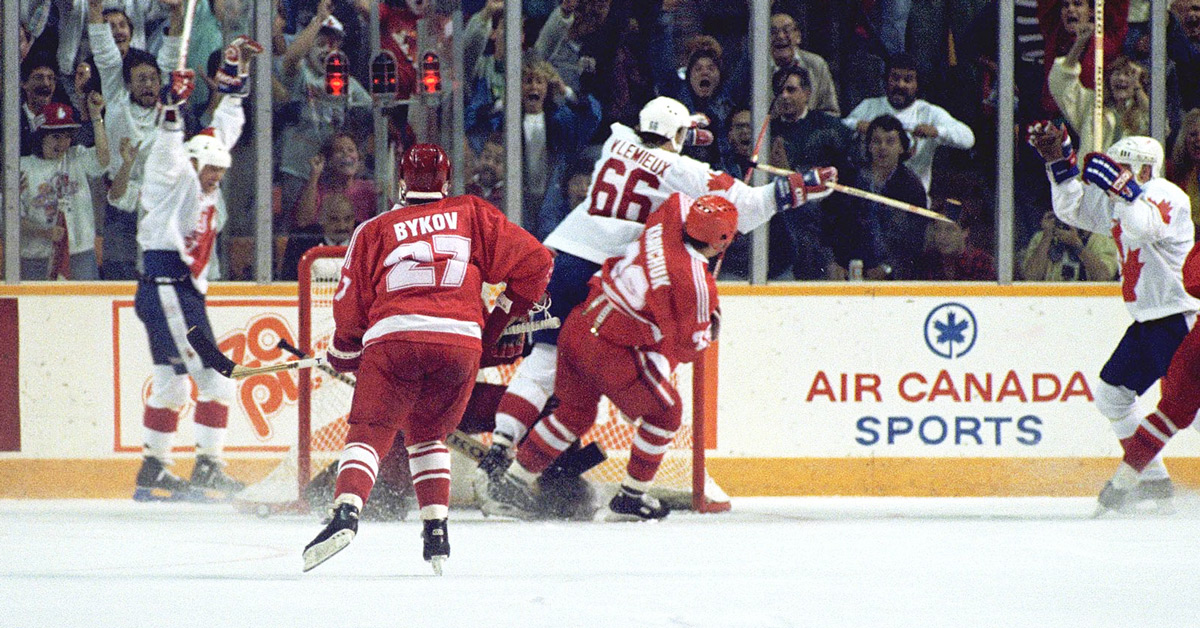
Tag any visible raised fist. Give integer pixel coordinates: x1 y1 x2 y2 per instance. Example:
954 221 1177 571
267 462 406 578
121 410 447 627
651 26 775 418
1028 120 1078 183
217 36 264 95
160 69 195 107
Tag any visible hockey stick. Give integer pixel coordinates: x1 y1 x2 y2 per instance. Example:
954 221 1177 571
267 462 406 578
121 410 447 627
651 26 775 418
743 93 780 183
275 338 494 462
753 163 955 223
185 326 322 378
1092 0 1105 152
176 0 199 71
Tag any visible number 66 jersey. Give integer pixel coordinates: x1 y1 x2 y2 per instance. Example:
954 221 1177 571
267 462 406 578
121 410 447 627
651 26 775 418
543 123 781 264
332 195 553 354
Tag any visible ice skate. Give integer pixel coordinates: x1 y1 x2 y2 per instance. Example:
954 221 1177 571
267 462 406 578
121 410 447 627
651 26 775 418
1135 478 1176 515
1094 463 1139 517
481 470 539 520
606 486 669 522
133 456 195 501
302 500 360 572
422 518 450 576
477 443 512 480
189 455 246 501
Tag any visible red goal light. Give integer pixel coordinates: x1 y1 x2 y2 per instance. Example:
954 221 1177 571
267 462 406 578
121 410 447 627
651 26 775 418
325 51 349 97
421 52 441 94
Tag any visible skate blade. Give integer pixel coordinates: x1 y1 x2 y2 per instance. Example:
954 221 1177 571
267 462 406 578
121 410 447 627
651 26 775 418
429 556 445 576
302 529 355 573
133 487 196 502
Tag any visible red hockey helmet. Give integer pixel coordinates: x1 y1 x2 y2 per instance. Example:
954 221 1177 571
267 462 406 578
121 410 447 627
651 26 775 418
685 195 739 253
399 143 451 201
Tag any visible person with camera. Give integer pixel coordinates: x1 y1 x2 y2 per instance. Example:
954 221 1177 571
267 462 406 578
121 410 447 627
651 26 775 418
1020 210 1119 281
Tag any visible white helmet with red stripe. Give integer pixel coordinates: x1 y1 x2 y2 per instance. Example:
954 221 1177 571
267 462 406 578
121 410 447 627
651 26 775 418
185 128 232 171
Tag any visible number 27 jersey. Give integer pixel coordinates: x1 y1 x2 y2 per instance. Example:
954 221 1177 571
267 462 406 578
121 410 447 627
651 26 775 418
543 123 778 264
333 195 553 352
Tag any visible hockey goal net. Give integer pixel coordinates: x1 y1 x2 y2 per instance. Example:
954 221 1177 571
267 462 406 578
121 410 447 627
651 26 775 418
242 246 729 513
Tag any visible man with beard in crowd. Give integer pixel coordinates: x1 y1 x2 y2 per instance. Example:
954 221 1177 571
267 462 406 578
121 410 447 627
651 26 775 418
843 53 975 198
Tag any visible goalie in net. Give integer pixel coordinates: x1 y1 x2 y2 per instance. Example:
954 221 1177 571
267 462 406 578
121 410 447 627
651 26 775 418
302 144 553 574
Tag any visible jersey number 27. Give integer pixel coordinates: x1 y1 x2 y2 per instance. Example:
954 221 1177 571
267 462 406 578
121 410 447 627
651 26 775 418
383 234 470 291
588 158 662 223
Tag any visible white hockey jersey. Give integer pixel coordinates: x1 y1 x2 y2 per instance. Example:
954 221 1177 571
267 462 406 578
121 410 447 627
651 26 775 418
139 95 245 294
1050 175 1199 321
542 123 780 264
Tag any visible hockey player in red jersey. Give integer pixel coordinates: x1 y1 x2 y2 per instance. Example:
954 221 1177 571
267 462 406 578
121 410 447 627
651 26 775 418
302 144 553 574
1099 243 1200 514
481 193 735 521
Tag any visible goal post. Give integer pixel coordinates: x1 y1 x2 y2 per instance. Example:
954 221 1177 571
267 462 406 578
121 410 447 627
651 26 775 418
242 246 731 514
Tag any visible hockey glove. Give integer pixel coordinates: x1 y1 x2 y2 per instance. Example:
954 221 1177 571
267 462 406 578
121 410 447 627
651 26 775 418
326 335 363 373
216 36 264 95
481 291 536 364
1083 152 1143 202
777 166 837 208
684 113 714 147
160 69 195 107
1027 120 1078 183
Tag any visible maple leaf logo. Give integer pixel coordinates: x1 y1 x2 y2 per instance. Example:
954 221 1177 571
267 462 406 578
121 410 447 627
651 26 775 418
1148 197 1172 224
1122 248 1144 302
707 171 736 192
934 312 970 346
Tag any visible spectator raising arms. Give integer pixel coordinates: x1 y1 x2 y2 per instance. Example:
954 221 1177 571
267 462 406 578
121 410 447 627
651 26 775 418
296 133 378 227
19 98 110 280
1049 17 1149 152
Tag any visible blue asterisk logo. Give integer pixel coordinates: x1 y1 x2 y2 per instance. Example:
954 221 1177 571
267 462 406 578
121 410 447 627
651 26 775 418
924 303 978 359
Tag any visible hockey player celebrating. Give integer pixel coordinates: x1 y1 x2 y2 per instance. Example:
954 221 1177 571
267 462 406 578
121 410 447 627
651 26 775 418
302 144 553 575
479 95 836 479
132 36 262 501
1030 123 1198 513
482 193 735 521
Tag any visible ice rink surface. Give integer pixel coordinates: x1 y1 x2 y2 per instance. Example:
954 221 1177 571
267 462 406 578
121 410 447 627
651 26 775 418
2 496 1199 628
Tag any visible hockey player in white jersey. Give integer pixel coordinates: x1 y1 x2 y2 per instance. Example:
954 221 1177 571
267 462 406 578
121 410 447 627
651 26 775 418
132 36 261 501
478 95 837 477
1031 122 1199 511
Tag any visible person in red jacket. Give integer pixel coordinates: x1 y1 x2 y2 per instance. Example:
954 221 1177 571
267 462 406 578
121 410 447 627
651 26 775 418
482 193 736 522
302 144 552 574
1098 242 1200 515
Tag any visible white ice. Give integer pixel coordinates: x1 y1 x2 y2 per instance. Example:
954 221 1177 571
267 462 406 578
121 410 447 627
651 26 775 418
2 496 1199 628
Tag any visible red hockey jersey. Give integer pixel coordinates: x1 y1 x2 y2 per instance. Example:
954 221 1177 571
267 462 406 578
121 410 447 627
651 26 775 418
587 193 718 365
333 195 552 353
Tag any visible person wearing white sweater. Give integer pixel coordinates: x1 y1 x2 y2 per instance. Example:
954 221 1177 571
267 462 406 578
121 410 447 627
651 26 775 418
842 53 975 196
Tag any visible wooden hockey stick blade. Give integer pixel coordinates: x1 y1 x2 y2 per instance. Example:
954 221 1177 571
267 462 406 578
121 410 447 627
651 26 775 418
276 339 492 462
185 325 317 378
753 163 954 223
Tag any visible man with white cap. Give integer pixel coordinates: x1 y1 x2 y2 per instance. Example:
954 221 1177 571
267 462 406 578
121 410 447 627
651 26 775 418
1031 121 1198 515
476 95 839 492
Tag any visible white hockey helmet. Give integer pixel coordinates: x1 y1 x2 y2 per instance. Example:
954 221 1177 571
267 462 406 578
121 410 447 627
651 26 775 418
1106 135 1163 179
638 96 692 151
185 128 232 171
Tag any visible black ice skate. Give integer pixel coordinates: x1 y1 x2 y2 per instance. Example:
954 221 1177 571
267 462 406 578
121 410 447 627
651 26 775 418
302 502 360 572
481 470 540 520
606 486 669 522
133 456 196 502
1094 463 1139 517
189 455 246 501
1135 478 1176 515
422 518 450 576
477 443 512 480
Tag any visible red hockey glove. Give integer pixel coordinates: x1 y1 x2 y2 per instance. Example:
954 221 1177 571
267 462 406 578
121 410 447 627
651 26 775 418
1027 120 1078 183
684 113 714 147
481 291 537 363
326 335 363 373
160 69 195 107
216 36 264 95
779 166 837 207
480 332 525 367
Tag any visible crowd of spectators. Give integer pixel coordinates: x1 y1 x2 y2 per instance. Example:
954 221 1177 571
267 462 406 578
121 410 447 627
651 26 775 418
12 0 1200 282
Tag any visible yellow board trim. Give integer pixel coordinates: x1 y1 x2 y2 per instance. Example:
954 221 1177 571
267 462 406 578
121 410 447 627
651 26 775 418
4 457 1200 499
715 282 1121 298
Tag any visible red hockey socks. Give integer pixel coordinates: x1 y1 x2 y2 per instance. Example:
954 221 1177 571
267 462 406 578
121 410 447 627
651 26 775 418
407 441 451 519
1122 409 1188 473
515 413 580 474
627 422 677 484
334 423 397 506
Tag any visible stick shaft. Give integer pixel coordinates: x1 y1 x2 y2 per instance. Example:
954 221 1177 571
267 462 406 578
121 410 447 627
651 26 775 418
1093 0 1105 152
177 0 199 71
754 163 954 223
229 357 322 378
